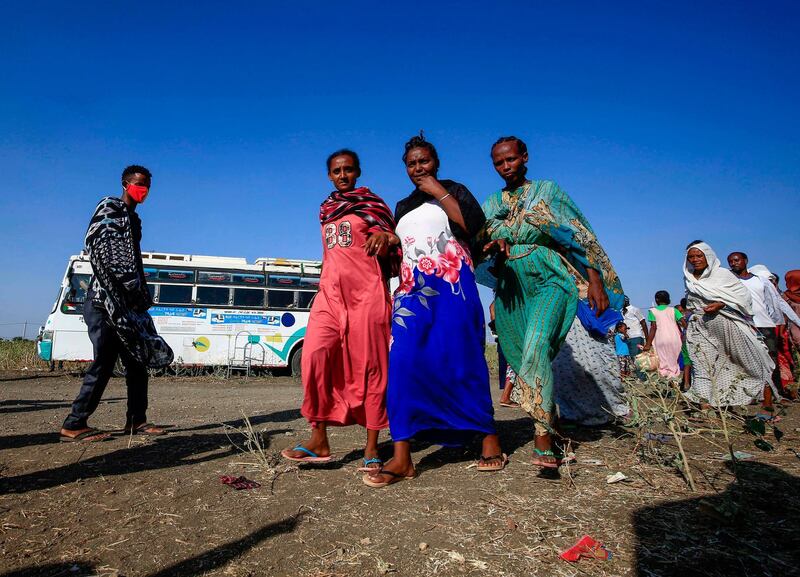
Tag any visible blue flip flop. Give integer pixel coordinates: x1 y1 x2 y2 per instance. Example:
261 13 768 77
280 445 333 463
357 457 383 472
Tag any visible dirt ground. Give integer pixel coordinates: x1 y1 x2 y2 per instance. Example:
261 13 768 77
1 371 800 577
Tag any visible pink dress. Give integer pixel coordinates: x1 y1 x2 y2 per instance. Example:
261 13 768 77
650 306 682 378
300 214 391 430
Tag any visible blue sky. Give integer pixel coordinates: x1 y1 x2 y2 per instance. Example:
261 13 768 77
1 2 799 337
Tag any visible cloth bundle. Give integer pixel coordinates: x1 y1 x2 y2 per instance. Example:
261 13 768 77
635 348 660 373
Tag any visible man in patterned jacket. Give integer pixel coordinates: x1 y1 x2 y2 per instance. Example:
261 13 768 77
60 165 173 442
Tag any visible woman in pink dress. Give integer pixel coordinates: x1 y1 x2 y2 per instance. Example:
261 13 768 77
281 150 399 470
643 290 685 379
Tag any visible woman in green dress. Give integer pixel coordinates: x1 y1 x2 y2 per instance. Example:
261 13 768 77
480 136 624 467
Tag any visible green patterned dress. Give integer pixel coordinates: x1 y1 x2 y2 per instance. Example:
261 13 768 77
480 180 624 434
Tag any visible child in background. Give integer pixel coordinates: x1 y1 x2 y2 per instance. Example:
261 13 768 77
615 322 632 378
642 290 685 380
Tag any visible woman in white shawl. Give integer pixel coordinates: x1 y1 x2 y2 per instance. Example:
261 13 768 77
683 241 774 407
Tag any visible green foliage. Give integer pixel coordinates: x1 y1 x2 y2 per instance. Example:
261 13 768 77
746 418 766 436
754 439 774 452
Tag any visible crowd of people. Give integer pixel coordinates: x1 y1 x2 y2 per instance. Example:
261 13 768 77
610 244 800 415
57 135 800 490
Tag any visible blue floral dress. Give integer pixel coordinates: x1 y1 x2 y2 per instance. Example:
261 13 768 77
387 181 496 446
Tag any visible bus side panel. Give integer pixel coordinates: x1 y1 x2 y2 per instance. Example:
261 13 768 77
46 311 94 362
52 328 94 361
150 308 310 367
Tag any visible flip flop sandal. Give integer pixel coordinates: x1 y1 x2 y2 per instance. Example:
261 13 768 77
124 422 166 436
280 445 333 463
476 453 508 472
361 469 416 488
357 457 384 472
754 414 782 424
531 448 560 469
60 428 112 443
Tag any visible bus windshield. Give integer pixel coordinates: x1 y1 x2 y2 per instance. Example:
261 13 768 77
61 273 91 314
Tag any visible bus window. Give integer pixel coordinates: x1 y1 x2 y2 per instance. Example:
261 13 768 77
157 269 195 283
197 286 230 306
198 271 232 284
61 273 91 314
233 273 265 286
300 276 320 290
268 274 301 288
297 291 315 310
233 288 265 308
148 284 156 301
268 290 295 309
158 284 193 305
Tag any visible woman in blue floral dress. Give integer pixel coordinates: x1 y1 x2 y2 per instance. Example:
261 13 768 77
363 135 504 487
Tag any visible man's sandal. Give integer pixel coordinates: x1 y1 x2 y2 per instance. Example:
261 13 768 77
59 428 112 443
123 422 166 436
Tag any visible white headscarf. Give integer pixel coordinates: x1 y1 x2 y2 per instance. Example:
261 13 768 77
684 242 753 317
749 264 773 282
750 264 786 325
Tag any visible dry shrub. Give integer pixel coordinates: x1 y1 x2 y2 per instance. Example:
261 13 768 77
0 340 49 371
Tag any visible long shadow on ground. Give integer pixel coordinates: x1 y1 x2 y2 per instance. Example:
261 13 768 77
0 511 305 577
174 408 303 434
0 431 242 496
634 461 800 576
145 510 305 577
0 373 79 383
0 397 123 416
0 432 78 452
0 562 96 577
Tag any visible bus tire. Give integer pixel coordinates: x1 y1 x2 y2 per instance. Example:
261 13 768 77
290 346 302 378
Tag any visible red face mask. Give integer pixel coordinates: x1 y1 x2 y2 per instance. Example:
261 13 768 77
126 183 149 203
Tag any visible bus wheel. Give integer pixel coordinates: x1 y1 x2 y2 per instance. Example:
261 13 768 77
290 347 302 379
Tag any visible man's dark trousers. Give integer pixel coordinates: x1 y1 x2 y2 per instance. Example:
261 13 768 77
62 292 149 430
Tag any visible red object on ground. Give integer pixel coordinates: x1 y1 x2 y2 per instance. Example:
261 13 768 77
560 535 612 562
220 475 261 490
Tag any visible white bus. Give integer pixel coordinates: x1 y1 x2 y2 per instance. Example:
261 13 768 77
38 252 321 376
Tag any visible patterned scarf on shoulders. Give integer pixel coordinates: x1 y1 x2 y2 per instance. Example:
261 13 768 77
85 197 174 368
319 187 401 278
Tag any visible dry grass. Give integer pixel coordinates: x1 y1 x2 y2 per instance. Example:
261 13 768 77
1 374 799 576
0 339 48 371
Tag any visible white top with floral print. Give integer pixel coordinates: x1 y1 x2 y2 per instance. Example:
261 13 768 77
395 201 473 296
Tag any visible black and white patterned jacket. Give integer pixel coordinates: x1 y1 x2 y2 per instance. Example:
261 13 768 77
84 197 173 368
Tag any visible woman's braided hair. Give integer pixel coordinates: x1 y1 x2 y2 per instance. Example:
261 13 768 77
402 131 439 169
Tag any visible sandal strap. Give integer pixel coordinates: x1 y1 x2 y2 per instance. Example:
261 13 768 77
479 454 503 462
292 445 319 458
362 457 383 466
377 469 408 479
532 448 556 457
